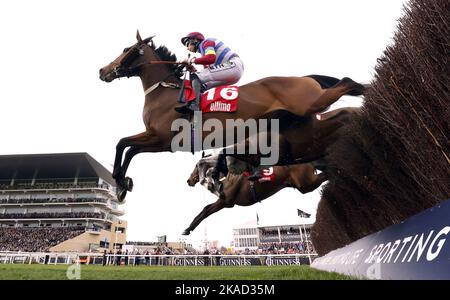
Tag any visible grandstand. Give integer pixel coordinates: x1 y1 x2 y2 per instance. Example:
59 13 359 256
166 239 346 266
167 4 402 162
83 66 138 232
0 153 126 253
122 241 196 256
233 221 315 254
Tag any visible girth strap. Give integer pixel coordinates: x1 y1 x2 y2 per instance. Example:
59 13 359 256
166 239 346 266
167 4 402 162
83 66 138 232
144 81 179 96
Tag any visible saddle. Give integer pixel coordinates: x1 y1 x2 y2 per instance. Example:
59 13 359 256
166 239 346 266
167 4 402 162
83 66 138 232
180 80 239 113
243 167 276 183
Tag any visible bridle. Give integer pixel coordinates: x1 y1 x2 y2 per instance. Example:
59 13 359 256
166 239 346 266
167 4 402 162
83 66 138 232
190 171 200 184
112 42 184 79
111 43 148 78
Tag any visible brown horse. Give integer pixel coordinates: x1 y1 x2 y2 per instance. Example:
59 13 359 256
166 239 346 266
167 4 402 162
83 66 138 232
183 155 327 235
99 31 365 201
211 106 362 178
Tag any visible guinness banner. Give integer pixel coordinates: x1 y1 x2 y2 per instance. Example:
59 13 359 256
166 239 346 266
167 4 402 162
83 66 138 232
311 199 450 279
149 255 312 266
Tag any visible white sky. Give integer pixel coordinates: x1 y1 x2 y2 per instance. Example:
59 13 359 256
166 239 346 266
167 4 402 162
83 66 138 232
0 0 407 248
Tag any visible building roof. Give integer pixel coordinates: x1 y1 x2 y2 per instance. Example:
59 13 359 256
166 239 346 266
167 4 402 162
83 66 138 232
0 152 115 186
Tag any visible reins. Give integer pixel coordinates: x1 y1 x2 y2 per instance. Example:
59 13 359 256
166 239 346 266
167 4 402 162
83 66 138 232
129 60 185 72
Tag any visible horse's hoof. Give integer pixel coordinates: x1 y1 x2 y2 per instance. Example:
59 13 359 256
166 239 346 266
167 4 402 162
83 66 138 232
125 177 134 192
341 77 365 96
182 229 191 236
117 188 128 203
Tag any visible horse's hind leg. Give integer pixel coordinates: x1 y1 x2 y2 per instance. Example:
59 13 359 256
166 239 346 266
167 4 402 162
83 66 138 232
182 199 227 235
292 165 328 194
298 172 328 193
304 77 366 115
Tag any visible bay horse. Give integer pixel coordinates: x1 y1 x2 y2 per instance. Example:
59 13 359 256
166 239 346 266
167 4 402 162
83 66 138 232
183 155 327 235
99 31 365 201
211 106 362 184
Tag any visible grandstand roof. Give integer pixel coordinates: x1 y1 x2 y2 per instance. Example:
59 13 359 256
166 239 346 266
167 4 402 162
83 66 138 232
0 153 115 186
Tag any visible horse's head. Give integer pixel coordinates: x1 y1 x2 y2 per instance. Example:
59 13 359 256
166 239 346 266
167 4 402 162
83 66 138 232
187 153 215 187
99 31 159 82
187 165 200 187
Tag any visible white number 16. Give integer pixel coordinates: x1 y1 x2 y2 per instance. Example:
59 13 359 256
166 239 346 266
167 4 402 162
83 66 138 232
206 87 238 101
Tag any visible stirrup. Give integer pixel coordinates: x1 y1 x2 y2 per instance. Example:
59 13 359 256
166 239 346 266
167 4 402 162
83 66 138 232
189 102 199 112
174 105 193 114
247 172 262 182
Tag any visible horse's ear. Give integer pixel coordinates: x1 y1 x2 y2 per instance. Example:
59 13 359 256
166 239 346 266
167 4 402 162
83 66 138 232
202 151 205 158
142 35 156 45
136 30 143 43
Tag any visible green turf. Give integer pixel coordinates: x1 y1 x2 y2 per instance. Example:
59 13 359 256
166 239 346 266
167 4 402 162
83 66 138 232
0 264 353 280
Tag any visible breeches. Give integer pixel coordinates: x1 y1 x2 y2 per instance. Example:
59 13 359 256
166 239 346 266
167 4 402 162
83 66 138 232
196 57 244 89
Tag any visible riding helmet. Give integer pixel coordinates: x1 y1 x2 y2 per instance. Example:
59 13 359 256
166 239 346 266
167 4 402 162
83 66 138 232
181 32 205 46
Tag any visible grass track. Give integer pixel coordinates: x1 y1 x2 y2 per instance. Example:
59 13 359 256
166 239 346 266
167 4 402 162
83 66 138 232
0 264 353 280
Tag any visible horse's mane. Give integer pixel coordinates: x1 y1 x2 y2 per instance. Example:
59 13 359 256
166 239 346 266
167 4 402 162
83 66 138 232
153 44 184 78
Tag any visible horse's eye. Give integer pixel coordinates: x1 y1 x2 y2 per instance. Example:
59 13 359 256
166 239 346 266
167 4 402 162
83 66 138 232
139 49 144 55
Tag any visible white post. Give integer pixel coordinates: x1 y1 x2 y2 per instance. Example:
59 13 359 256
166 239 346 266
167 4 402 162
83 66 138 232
277 227 281 243
301 221 312 265
298 225 303 242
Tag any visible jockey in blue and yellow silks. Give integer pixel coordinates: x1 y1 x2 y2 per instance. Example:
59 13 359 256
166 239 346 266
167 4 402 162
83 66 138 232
175 32 244 114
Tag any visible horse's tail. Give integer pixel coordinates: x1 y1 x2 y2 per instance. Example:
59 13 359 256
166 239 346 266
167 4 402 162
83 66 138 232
307 75 369 96
306 75 341 89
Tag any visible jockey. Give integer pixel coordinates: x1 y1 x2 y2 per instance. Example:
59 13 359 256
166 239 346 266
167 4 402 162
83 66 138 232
175 32 244 114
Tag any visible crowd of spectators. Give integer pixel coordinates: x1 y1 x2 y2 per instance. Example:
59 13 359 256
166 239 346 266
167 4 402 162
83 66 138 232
0 212 106 219
126 241 160 246
102 242 315 267
258 241 315 254
259 227 312 243
0 226 85 252
0 197 108 205
0 181 105 191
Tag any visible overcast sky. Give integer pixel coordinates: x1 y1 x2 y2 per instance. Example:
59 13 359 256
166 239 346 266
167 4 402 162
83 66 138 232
0 0 408 248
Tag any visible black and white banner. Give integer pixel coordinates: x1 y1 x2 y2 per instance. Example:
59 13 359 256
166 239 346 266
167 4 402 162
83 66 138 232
311 199 450 279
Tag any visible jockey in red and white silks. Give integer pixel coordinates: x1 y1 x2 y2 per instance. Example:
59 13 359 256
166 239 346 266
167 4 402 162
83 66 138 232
175 32 244 114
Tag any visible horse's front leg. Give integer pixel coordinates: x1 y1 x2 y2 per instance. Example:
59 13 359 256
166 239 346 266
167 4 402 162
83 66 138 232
113 131 166 201
112 132 150 181
182 199 227 235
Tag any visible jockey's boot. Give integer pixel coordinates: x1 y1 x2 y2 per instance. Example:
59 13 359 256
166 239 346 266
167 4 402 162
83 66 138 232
187 78 201 111
247 170 262 182
174 78 201 114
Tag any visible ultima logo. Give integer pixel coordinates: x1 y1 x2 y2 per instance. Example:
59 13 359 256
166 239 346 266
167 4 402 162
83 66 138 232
209 102 231 112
